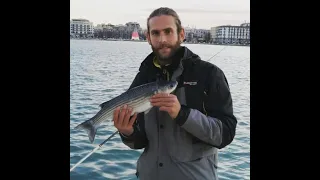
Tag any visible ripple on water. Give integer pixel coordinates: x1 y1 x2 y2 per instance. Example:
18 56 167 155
238 121 248 126
102 88 116 93
70 40 250 180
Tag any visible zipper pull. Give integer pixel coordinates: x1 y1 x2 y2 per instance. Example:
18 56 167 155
163 69 167 74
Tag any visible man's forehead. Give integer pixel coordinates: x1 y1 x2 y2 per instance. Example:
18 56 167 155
149 15 176 31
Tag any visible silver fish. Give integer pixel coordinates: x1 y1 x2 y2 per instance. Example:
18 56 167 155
75 80 178 143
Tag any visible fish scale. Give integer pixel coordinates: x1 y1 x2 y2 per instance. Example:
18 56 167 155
74 80 178 143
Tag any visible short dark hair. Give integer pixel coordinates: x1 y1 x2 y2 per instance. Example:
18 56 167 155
147 7 182 34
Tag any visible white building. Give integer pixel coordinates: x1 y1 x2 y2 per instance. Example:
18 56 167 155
210 27 217 39
184 27 195 41
70 19 94 38
211 23 250 45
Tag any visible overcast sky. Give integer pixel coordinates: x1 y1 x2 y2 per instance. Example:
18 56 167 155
70 0 250 29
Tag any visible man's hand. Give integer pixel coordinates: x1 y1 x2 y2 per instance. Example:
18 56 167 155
150 93 181 119
113 104 137 136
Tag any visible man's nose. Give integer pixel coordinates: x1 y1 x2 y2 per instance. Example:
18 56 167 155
159 33 167 43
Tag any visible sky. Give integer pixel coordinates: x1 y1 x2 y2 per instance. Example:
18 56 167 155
70 0 250 29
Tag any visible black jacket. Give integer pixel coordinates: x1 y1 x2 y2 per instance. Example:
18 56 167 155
120 46 237 150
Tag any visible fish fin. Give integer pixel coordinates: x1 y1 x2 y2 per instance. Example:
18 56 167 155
99 101 109 109
75 120 97 143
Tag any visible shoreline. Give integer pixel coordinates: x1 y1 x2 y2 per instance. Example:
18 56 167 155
70 38 250 47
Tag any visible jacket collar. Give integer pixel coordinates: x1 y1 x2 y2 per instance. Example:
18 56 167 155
139 46 200 72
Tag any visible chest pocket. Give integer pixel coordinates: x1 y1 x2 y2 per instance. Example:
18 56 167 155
183 79 208 115
181 60 211 116
180 66 213 146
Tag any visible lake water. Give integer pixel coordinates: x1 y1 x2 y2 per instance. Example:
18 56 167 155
70 39 250 180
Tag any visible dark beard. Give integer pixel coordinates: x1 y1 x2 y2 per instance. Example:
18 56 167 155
151 38 181 65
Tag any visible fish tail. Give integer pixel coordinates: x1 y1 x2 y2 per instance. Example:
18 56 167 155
75 120 97 143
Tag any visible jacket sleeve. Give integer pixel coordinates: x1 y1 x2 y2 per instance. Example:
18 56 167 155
175 67 237 149
119 72 149 149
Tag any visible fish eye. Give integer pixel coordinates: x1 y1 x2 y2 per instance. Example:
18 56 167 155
170 84 174 88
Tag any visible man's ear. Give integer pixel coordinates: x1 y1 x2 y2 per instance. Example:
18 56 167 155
179 27 185 44
145 30 151 45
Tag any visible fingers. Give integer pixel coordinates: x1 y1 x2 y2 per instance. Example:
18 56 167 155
118 104 128 126
128 113 138 127
113 105 135 128
151 102 174 107
151 93 174 99
150 97 175 103
159 106 171 113
150 94 177 108
113 106 120 125
123 107 133 126
150 94 176 108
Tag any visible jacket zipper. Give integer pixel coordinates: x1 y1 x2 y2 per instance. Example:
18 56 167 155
203 90 208 116
163 69 169 81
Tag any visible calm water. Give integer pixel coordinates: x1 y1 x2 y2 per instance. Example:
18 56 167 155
70 39 250 180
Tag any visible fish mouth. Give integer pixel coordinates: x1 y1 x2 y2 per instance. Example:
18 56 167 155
155 80 178 94
166 81 178 93
171 81 178 91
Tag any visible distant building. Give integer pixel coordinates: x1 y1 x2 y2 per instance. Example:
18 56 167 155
115 24 126 31
184 27 210 42
125 22 142 33
210 27 217 40
95 23 114 31
184 27 195 42
194 29 210 38
211 23 250 45
70 19 94 38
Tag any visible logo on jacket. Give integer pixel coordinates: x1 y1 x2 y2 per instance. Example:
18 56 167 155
183 81 197 85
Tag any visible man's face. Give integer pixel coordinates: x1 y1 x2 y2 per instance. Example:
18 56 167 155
147 15 185 63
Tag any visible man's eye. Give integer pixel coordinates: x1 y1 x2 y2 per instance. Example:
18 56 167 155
164 29 171 34
152 31 159 35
